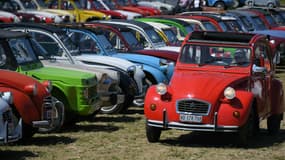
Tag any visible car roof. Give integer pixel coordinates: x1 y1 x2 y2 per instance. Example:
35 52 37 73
0 29 28 39
187 31 258 44
0 23 63 34
98 19 154 29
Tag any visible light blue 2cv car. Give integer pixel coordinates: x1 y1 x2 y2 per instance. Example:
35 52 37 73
64 26 175 86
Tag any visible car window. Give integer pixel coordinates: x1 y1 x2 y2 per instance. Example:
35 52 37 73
0 44 7 67
68 31 100 54
180 44 251 67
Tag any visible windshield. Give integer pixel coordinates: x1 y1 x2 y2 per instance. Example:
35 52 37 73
240 16 253 31
104 0 116 10
265 15 277 26
8 37 38 64
145 29 165 44
20 0 38 9
91 1 105 9
223 20 243 32
58 32 80 56
252 16 267 30
202 21 218 31
180 44 251 67
117 0 129 6
162 28 181 45
218 21 227 31
184 25 194 35
121 31 144 50
96 34 116 53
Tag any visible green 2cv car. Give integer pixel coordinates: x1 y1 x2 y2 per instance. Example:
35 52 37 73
0 30 101 123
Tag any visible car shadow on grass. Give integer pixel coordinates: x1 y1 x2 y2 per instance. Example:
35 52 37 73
0 150 38 160
59 123 120 133
93 114 142 123
160 129 285 148
16 135 76 146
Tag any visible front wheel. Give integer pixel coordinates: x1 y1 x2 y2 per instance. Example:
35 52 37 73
267 114 282 135
146 123 161 143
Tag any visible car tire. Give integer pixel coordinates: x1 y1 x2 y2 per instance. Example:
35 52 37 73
146 123 161 143
267 114 282 135
236 108 257 146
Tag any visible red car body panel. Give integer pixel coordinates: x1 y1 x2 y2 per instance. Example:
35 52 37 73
144 31 284 142
112 0 150 16
126 0 161 15
0 70 48 125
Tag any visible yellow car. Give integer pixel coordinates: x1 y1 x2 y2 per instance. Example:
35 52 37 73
46 0 110 22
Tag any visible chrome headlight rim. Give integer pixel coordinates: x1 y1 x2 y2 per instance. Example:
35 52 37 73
156 83 167 95
224 87 236 100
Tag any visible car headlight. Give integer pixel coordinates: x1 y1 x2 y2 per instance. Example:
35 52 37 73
1 92 13 104
24 84 38 96
156 83 167 95
127 65 136 77
224 87 235 100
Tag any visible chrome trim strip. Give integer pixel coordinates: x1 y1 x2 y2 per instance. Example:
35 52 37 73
147 120 239 132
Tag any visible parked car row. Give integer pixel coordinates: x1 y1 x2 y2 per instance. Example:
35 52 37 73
0 1 284 147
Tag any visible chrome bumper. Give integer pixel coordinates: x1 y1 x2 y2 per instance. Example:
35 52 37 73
32 97 64 130
147 110 239 132
0 119 22 144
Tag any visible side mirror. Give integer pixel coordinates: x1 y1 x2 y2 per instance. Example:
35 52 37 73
252 64 266 73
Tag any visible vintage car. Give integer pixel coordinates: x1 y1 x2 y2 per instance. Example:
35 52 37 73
0 69 64 139
0 23 146 114
46 0 110 22
228 9 268 31
0 0 63 23
0 10 20 23
0 29 101 124
139 21 182 46
0 90 22 144
136 0 175 15
84 22 179 62
206 0 235 9
124 0 161 15
136 17 199 42
21 0 75 22
245 0 280 8
108 0 150 16
61 25 174 86
96 0 142 19
98 20 181 52
144 31 284 145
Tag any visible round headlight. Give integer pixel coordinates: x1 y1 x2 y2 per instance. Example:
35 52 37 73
127 65 136 77
224 87 236 100
156 83 167 95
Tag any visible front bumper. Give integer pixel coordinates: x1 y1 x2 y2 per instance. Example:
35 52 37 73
0 119 22 144
147 111 239 132
32 97 64 130
133 82 148 107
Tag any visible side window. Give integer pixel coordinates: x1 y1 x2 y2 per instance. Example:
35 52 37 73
254 44 271 71
69 32 99 53
29 32 62 56
0 44 7 67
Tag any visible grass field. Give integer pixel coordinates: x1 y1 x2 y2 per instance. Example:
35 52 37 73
0 67 284 160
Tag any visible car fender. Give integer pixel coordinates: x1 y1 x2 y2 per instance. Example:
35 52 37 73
217 90 254 127
270 79 285 114
0 87 40 125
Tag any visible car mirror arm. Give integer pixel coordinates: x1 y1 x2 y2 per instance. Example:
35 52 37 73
252 64 266 74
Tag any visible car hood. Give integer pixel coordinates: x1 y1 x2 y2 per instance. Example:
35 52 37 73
113 52 164 68
26 65 95 85
80 10 107 18
114 10 142 19
19 10 62 22
138 1 174 10
152 46 181 52
75 55 139 71
170 71 248 103
41 60 119 80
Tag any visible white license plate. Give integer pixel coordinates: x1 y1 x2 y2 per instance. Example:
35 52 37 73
180 114 202 123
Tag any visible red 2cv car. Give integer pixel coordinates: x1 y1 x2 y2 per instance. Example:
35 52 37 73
0 69 64 140
144 31 285 145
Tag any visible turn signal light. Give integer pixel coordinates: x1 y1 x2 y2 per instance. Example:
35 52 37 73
150 104 156 111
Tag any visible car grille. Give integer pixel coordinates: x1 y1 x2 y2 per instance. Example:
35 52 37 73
2 110 12 123
42 96 53 120
176 99 210 115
